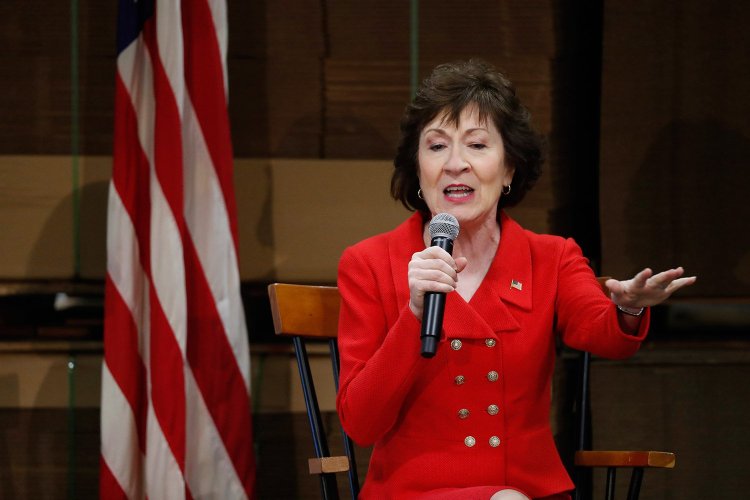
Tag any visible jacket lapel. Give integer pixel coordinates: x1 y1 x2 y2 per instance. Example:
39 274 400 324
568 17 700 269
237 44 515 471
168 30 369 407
491 212 533 313
386 212 533 340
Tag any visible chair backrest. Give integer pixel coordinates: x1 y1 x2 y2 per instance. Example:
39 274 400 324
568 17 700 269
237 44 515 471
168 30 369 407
267 283 358 500
268 281 674 500
268 283 340 339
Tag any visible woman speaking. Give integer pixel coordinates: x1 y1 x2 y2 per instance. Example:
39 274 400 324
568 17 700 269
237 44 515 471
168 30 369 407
335 59 695 500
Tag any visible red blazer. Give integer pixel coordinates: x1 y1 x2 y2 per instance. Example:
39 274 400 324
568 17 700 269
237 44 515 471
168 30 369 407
336 212 649 499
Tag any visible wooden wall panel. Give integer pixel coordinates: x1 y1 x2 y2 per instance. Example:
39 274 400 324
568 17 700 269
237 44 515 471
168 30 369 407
77 0 117 155
323 59 410 158
264 0 325 157
322 2 410 158
0 0 561 165
0 2 74 154
0 157 75 278
0 1 117 155
599 1 750 296
590 350 750 498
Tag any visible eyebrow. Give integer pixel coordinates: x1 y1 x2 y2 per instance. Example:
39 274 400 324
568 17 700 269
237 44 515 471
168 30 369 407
422 127 488 135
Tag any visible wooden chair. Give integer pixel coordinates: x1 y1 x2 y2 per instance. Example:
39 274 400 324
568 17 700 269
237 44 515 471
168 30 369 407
268 283 357 500
268 282 675 500
572 278 676 500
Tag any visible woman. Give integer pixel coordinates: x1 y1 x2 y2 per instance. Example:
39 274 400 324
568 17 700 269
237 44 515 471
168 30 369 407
335 60 695 500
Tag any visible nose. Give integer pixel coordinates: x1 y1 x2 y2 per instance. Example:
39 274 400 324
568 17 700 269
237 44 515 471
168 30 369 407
444 146 470 175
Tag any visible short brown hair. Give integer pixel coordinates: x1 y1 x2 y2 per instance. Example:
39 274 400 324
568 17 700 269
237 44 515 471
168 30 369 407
390 59 544 218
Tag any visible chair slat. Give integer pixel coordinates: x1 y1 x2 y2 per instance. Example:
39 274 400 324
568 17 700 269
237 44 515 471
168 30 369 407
268 283 340 339
575 451 675 469
308 456 351 475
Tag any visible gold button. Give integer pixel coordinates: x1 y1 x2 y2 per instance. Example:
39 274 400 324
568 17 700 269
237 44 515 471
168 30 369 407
451 339 463 350
485 338 496 347
487 404 500 416
457 408 470 419
487 371 499 382
489 436 501 447
464 436 476 447
454 375 465 385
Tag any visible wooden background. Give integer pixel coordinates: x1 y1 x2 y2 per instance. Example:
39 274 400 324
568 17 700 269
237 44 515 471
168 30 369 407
3 0 748 295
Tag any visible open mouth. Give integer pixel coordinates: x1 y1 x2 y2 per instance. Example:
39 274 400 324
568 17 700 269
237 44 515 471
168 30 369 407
444 185 474 199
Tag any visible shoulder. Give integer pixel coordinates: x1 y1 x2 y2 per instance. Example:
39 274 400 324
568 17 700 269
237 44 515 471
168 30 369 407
523 227 567 250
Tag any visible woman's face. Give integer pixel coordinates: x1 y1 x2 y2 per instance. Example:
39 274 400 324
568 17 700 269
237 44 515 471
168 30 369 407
417 105 514 229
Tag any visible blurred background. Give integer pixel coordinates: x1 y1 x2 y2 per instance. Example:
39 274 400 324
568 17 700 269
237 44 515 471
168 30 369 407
0 0 749 498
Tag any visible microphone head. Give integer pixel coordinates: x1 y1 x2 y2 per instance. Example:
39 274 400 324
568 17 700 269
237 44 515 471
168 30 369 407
429 213 460 241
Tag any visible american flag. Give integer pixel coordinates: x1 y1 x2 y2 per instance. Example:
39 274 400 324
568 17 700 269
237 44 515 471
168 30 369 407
100 0 256 498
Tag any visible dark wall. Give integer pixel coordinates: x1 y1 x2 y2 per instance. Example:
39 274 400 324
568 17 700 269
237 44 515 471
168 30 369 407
0 1 557 159
599 0 750 297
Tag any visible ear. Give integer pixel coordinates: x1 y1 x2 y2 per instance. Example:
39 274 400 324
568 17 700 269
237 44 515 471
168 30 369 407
504 164 516 186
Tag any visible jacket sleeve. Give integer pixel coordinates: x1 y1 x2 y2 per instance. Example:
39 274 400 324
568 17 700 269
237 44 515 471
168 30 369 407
335 245 426 446
555 238 650 358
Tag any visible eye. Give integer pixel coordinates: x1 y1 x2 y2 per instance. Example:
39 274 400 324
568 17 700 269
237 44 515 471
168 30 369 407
428 143 446 152
469 143 487 150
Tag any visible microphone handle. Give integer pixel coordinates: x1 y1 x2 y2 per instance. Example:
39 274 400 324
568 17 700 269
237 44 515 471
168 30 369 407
420 236 454 358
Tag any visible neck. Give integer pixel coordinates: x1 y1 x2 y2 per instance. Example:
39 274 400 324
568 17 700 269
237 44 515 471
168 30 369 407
453 218 501 261
422 215 502 303
423 215 501 261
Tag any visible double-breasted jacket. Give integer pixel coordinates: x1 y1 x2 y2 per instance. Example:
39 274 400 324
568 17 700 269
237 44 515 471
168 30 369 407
336 212 649 499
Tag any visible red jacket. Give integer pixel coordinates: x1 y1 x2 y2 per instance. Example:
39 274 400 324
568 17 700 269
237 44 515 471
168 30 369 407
336 212 649 499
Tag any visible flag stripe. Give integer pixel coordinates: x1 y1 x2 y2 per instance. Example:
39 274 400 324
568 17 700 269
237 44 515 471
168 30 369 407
104 275 147 451
115 23 190 498
145 404 187 500
180 96 253 491
100 453 130 500
104 37 152 500
101 362 143 499
103 1 255 497
182 0 239 247
206 0 229 98
184 238 253 493
112 67 153 273
180 0 254 494
141 11 189 491
185 370 248 499
182 104 250 384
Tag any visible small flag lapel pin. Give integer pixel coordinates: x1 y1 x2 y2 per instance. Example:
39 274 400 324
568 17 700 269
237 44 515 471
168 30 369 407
510 279 523 291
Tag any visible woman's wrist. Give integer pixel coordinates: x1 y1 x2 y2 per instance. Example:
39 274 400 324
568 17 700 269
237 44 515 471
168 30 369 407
616 304 645 316
615 304 644 335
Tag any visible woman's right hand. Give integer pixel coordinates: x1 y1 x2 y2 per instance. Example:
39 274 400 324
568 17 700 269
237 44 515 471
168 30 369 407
408 246 467 319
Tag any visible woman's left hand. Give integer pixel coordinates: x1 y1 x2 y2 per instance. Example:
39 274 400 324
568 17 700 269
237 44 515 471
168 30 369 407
605 267 697 309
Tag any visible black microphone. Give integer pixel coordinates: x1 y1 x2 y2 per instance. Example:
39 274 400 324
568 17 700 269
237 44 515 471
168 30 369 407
421 213 460 358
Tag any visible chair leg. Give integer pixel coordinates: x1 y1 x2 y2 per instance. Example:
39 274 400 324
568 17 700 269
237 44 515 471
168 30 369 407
626 467 644 500
330 340 360 498
605 467 616 500
293 337 339 499
574 465 592 500
574 352 593 500
577 352 592 452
